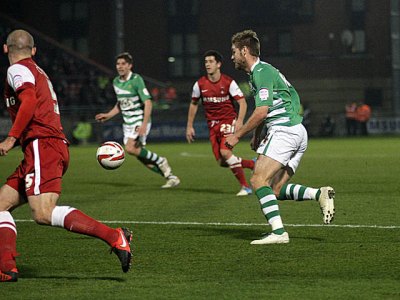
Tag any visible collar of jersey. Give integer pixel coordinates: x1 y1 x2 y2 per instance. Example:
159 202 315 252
119 71 133 82
250 58 261 74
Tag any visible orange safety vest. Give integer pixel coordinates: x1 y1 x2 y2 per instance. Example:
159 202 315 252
356 104 371 122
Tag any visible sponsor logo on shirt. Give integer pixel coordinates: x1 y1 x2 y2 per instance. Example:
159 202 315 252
203 95 230 103
259 88 269 101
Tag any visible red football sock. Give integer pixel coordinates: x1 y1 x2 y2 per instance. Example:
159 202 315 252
230 167 250 187
63 210 118 246
0 227 17 271
241 159 255 170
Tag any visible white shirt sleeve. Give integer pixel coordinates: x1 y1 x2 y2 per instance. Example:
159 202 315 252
7 64 35 91
191 81 200 99
229 80 244 98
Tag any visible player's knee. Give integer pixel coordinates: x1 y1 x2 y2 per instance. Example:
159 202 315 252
31 209 52 225
250 174 263 190
125 145 139 156
220 149 231 161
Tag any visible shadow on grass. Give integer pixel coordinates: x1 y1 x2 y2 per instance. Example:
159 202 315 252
75 180 230 195
78 180 136 188
170 187 231 195
18 273 127 282
182 226 325 242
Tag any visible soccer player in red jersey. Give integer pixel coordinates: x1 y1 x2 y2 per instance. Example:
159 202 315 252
186 50 255 196
0 30 132 282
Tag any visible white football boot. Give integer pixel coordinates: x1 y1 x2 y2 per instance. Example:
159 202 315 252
161 175 180 188
236 186 252 196
250 232 289 245
318 186 335 224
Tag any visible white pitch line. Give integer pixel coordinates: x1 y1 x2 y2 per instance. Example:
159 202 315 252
179 151 210 158
14 219 400 229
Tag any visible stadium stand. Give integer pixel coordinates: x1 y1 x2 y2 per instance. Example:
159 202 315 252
0 13 195 142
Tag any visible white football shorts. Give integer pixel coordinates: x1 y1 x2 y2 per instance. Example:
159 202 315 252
256 123 308 173
123 122 151 146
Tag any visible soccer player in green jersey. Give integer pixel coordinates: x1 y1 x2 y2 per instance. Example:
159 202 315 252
226 30 335 244
95 52 180 188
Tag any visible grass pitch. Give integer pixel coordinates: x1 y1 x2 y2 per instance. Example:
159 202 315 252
1 137 400 299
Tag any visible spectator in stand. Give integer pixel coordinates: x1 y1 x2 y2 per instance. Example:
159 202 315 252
345 101 358 136
164 82 177 105
319 115 336 137
356 101 372 136
151 86 161 103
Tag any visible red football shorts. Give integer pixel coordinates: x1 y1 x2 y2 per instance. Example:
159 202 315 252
208 119 235 161
6 138 69 196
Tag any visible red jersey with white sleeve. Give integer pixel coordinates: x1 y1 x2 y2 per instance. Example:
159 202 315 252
191 74 244 122
4 57 66 147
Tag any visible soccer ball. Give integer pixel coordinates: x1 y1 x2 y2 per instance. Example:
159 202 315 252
96 141 125 170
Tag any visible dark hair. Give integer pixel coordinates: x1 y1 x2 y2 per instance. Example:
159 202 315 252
116 52 133 64
231 29 260 57
203 50 223 63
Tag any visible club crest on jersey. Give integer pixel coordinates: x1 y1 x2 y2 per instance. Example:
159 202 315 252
259 88 269 101
13 75 24 89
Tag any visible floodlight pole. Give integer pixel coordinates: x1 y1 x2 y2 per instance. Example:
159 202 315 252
391 0 400 116
115 0 125 56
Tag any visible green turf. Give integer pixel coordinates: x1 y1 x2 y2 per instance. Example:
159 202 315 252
1 137 400 299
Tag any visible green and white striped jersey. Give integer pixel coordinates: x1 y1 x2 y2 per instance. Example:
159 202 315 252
249 60 302 128
113 72 152 125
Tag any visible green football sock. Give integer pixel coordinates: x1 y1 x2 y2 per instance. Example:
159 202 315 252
278 183 319 201
256 186 285 233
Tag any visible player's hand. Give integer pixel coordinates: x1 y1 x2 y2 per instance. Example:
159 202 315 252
95 113 109 123
0 136 16 156
137 124 147 136
186 127 195 143
225 134 239 150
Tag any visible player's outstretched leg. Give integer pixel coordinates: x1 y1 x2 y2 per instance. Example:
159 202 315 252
136 151 180 188
110 228 133 273
137 148 165 176
52 207 133 272
277 184 336 224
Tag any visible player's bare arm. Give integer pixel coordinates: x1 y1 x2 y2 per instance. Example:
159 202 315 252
225 105 268 149
138 99 152 136
235 97 247 132
95 103 120 122
186 101 199 143
2 86 39 156
0 137 17 156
